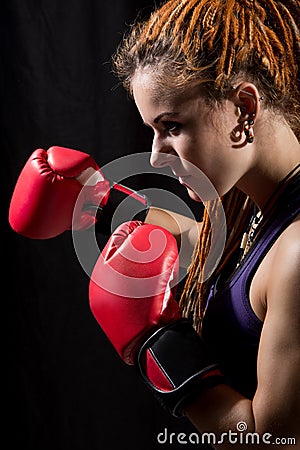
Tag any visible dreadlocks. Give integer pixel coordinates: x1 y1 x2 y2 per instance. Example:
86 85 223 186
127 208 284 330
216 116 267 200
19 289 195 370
113 0 300 333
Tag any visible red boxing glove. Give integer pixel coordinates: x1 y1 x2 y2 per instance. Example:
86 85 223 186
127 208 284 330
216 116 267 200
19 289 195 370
9 146 150 239
89 221 223 417
89 220 181 364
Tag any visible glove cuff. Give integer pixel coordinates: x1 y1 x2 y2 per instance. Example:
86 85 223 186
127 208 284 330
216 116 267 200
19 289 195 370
95 183 151 235
137 319 224 418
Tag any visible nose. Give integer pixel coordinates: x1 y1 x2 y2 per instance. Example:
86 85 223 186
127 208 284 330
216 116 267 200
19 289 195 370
150 135 176 168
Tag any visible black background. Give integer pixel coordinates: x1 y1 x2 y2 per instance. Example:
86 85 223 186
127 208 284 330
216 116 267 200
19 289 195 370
2 1 210 449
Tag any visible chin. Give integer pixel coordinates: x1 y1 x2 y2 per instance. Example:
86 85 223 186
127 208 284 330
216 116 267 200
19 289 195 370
187 188 203 203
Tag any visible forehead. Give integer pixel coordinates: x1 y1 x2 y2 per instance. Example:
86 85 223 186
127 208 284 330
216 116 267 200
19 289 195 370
132 68 204 112
132 69 170 105
132 69 155 92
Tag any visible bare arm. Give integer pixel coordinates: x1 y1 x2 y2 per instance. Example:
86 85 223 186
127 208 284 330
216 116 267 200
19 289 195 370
184 220 300 449
145 206 202 268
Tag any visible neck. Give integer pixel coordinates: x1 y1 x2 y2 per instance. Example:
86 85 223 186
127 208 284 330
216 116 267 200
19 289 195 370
236 122 300 211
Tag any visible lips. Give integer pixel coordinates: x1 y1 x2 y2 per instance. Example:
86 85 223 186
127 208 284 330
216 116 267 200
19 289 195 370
172 170 191 187
178 175 190 186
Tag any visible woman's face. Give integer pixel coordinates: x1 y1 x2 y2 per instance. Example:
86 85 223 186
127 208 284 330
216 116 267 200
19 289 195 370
132 69 251 201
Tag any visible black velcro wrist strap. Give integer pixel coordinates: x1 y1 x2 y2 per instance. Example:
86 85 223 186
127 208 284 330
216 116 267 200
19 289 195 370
137 319 223 418
95 183 151 236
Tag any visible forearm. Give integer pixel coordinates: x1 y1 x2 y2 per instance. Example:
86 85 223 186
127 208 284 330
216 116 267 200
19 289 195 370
184 385 297 450
185 384 255 449
145 206 201 267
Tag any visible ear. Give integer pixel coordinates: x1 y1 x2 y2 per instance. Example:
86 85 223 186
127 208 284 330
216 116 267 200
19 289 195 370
230 82 261 119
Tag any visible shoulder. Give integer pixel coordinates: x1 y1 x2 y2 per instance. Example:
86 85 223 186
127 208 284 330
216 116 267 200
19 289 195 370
267 215 300 311
272 215 300 275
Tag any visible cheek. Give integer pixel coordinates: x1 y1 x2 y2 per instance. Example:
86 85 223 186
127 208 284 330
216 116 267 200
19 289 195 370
181 133 216 169
178 133 203 160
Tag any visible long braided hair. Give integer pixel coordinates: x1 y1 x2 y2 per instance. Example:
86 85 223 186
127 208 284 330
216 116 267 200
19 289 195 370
113 0 300 333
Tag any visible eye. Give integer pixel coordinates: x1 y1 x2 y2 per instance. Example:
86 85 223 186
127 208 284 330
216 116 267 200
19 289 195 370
162 121 181 134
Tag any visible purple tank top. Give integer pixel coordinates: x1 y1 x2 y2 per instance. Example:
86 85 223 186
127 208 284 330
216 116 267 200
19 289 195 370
202 173 300 399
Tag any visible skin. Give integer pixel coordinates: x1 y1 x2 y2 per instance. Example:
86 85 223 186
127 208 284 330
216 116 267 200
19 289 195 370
132 68 300 449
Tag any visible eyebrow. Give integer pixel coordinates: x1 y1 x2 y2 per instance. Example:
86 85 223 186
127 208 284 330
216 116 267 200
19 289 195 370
153 112 179 123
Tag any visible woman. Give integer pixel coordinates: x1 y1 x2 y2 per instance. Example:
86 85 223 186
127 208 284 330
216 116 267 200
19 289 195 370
112 0 300 447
